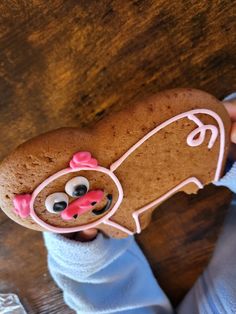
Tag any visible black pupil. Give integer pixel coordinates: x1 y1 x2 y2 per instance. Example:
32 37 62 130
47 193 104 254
72 184 88 197
53 201 67 212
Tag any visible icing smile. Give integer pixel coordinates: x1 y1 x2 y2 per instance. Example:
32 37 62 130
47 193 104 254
92 194 113 216
61 190 104 220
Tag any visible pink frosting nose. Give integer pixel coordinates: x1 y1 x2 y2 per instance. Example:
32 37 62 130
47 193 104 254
61 190 104 221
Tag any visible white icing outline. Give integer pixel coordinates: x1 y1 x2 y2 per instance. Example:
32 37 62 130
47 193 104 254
133 177 203 233
28 109 225 234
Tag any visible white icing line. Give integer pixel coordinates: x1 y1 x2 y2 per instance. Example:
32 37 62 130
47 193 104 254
132 177 203 233
103 219 134 235
187 124 218 149
188 114 204 127
187 112 218 149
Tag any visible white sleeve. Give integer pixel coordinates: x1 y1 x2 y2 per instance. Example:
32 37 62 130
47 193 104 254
43 232 173 314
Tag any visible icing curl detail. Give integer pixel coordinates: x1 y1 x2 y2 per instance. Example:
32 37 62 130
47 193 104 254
187 114 218 149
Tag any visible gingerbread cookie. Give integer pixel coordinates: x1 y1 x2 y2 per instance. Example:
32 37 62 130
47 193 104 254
0 89 231 238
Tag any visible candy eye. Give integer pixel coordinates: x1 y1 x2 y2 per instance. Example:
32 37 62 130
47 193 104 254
65 176 89 197
45 192 69 213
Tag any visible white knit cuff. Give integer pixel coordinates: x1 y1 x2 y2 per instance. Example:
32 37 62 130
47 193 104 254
43 231 133 276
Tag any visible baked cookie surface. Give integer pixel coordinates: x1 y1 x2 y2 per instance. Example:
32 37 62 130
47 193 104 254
0 89 231 238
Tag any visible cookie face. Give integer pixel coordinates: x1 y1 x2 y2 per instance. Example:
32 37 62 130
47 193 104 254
0 89 231 238
30 164 123 232
34 169 120 229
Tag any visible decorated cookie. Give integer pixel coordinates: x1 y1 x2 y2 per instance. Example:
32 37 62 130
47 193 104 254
0 89 231 238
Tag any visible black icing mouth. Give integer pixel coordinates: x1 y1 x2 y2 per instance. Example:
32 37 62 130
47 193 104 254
92 194 113 216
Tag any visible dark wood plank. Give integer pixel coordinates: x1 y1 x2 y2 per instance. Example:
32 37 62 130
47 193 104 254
0 0 235 312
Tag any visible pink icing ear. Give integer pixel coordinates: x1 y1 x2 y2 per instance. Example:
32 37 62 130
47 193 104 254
13 194 31 218
69 151 98 169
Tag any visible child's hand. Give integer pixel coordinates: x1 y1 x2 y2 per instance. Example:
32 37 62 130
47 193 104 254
224 99 236 144
223 99 236 160
63 228 98 242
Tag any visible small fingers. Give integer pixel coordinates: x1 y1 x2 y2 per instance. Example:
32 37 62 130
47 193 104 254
74 228 98 242
62 228 98 242
231 122 236 144
223 101 236 121
223 100 236 144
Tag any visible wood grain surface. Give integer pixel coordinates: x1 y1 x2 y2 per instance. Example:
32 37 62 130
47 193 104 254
0 0 235 313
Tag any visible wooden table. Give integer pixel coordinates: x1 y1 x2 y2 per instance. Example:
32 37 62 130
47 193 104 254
0 1 235 313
